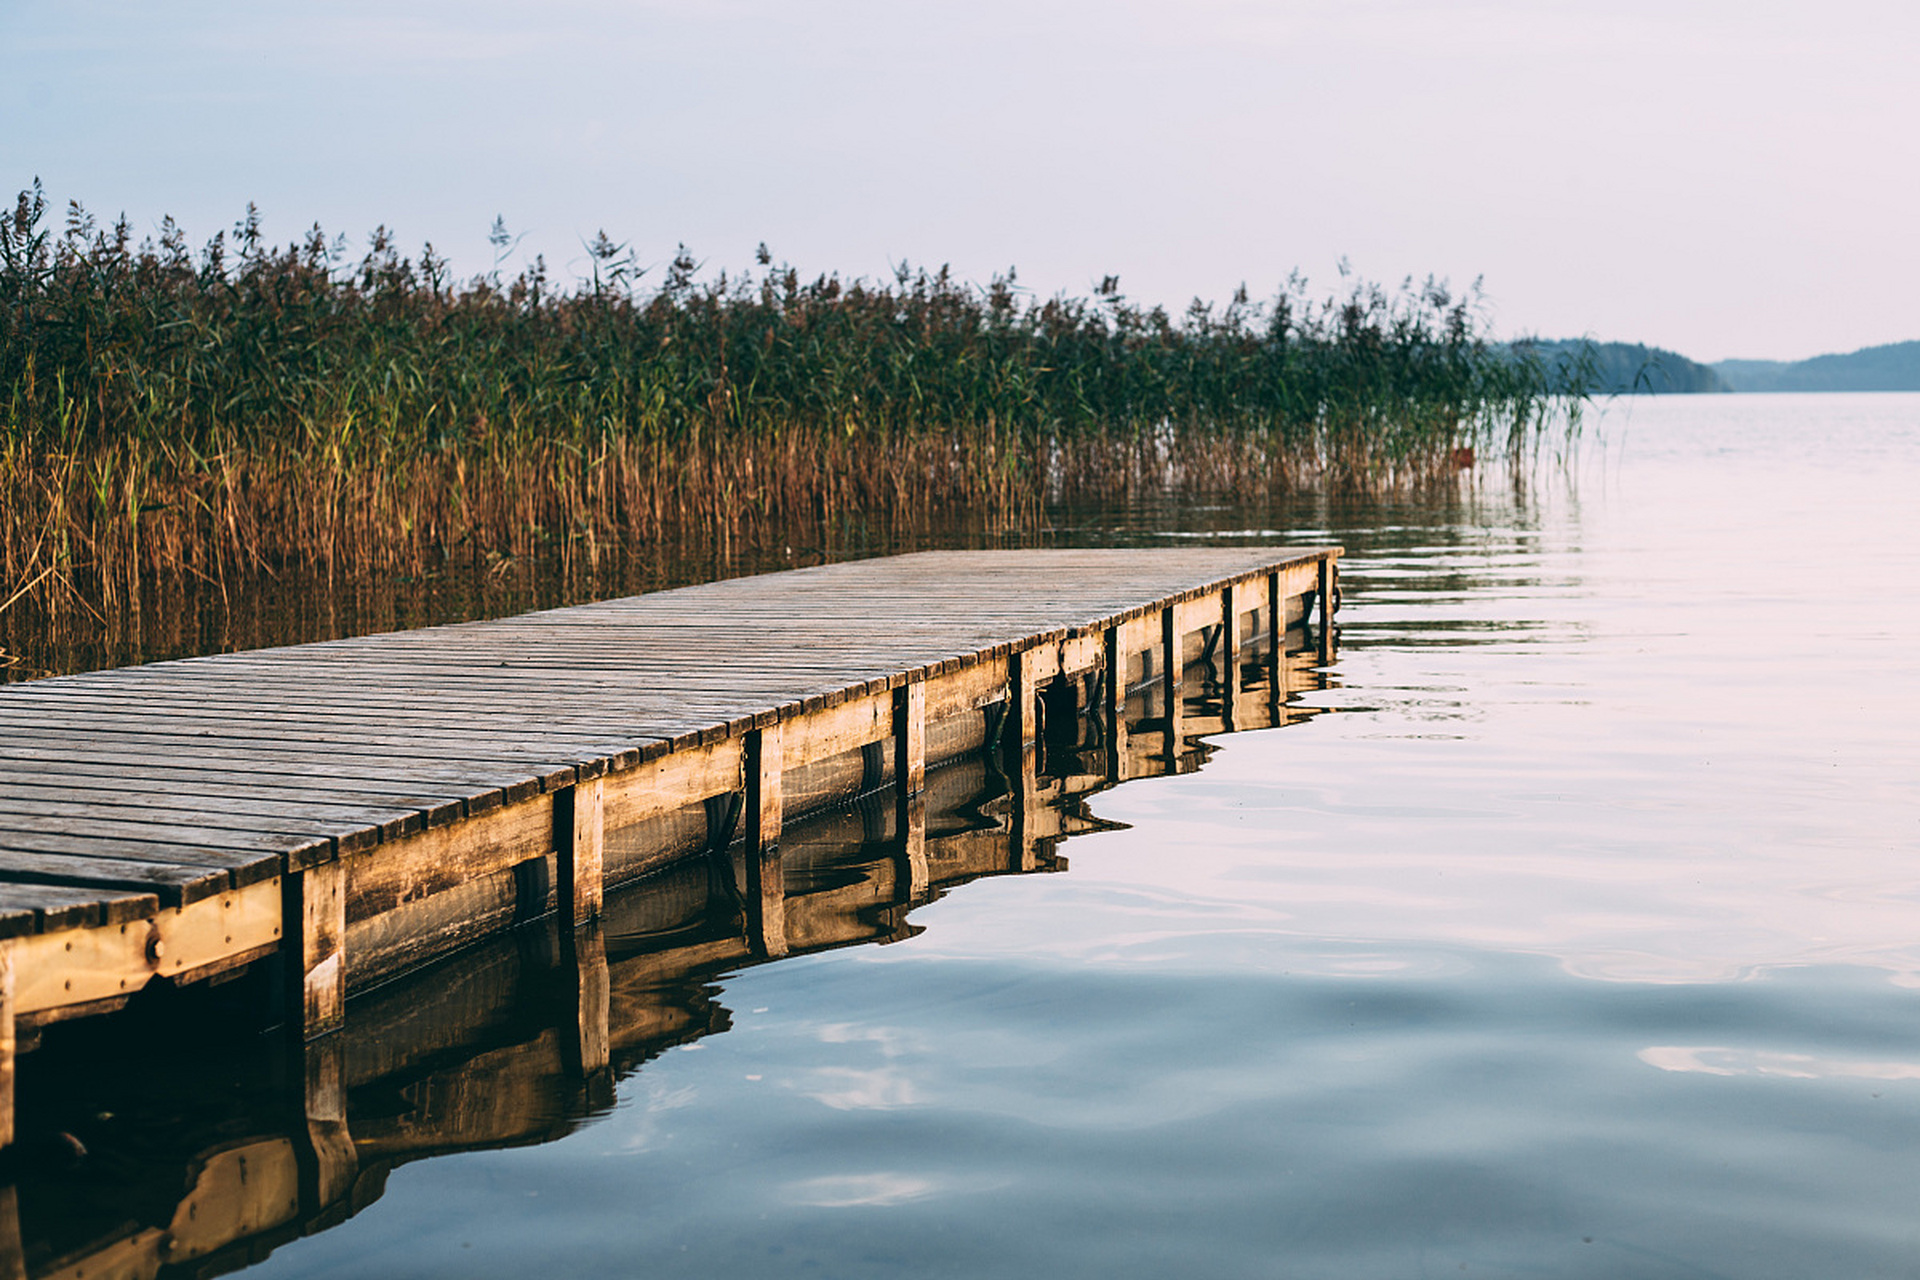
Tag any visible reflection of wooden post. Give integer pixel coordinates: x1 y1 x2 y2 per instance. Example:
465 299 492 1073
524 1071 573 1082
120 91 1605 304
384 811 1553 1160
897 794 928 900
894 682 928 899
1010 746 1039 874
556 777 605 928
1103 625 1129 783
297 1035 357 1214
746 725 786 959
1161 605 1181 768
1318 556 1337 664
1221 583 1242 730
0 1183 23 1280
286 860 346 1039
1268 570 1287 720
566 921 611 1078
0 944 12 1153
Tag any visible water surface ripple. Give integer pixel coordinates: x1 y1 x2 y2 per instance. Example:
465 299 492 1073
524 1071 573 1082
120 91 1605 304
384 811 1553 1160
247 393 1920 1278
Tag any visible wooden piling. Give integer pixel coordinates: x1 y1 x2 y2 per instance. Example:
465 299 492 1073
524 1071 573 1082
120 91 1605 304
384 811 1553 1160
1221 581 1242 730
746 725 786 958
557 777 605 927
894 683 928 899
1161 605 1182 768
286 862 345 1039
1318 556 1338 663
1103 624 1129 784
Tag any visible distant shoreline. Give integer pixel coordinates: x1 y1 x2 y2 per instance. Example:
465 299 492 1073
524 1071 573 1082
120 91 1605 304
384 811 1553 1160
1517 337 1920 395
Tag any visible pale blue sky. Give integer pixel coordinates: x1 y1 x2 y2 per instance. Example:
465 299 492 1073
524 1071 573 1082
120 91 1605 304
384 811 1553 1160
5 0 1915 361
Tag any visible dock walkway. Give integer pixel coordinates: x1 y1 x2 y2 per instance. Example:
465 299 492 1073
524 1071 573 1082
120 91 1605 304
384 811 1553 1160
0 546 1339 1147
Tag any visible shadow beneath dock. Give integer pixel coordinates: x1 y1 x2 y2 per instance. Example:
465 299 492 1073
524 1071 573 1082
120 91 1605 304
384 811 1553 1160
2 630 1339 1280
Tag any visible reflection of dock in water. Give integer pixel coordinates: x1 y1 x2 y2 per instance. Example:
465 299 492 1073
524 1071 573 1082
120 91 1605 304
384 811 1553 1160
0 547 1339 1277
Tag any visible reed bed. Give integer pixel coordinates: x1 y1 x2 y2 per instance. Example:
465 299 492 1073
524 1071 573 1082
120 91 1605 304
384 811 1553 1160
1 184 1570 651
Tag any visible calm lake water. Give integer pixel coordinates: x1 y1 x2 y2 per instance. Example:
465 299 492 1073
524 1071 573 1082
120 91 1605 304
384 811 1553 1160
31 392 1920 1277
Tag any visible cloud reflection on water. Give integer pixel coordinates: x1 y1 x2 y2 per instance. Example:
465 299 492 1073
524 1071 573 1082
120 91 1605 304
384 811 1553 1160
1640 1046 1920 1081
783 1172 941 1208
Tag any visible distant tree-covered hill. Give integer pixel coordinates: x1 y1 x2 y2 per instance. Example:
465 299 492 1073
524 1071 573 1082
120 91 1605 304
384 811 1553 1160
1509 339 1729 394
1713 341 1920 392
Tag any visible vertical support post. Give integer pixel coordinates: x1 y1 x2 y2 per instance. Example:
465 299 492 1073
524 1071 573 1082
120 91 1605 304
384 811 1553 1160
1268 570 1288 721
1267 571 1283 655
746 725 786 959
1010 649 1038 748
0 943 13 1154
1161 604 1182 769
894 681 927 799
1318 556 1337 664
556 777 605 928
894 682 929 900
1104 624 1130 783
286 860 346 1039
1221 583 1242 730
566 920 612 1084
296 1035 357 1216
1009 651 1039 871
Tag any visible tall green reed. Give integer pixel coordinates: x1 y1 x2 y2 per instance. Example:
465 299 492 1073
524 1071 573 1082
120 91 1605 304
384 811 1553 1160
1 183 1572 627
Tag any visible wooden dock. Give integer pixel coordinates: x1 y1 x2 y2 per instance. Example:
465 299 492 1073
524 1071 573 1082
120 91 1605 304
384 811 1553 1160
0 546 1340 1152
7 651 1346 1279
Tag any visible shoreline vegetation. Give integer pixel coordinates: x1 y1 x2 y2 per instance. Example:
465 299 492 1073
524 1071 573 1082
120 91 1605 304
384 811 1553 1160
1515 339 1728 395
1 183 1574 670
1514 337 1920 395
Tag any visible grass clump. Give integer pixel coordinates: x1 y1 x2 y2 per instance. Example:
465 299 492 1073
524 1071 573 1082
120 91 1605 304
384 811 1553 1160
1 182 1570 626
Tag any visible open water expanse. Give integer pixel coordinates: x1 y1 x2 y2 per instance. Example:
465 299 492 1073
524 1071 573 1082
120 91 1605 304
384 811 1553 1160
40 392 1920 1278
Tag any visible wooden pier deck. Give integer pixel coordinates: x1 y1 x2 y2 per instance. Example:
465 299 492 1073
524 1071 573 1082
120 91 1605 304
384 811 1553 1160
0 546 1339 1149
7 668 1351 1278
